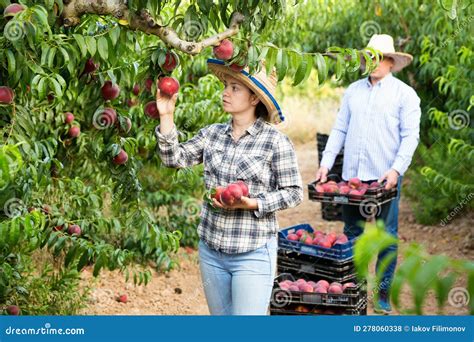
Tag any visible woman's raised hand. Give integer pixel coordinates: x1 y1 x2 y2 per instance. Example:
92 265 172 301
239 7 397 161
155 83 178 117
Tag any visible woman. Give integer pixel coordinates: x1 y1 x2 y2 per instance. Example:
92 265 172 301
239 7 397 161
155 58 303 315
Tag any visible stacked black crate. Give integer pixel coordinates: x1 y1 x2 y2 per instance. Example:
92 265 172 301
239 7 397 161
270 224 368 315
316 133 344 221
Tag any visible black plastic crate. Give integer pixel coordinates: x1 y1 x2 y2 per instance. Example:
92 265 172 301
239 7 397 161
270 300 367 316
277 253 356 283
321 202 343 221
308 180 398 206
278 224 354 261
272 273 367 308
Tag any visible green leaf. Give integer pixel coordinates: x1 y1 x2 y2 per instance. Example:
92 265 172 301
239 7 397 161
49 77 63 97
6 50 15 77
85 36 96 57
93 254 105 277
293 53 312 86
335 53 345 81
76 249 89 271
265 47 277 75
47 47 57 68
98 36 109 60
314 53 327 84
109 26 121 46
276 49 288 81
73 34 87 57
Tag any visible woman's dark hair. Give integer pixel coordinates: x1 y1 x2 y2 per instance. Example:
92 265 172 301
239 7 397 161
251 91 269 120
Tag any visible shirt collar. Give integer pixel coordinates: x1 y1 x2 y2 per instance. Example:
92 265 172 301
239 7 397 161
224 117 265 136
366 72 393 88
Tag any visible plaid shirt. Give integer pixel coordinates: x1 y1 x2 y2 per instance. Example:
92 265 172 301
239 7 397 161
155 117 303 254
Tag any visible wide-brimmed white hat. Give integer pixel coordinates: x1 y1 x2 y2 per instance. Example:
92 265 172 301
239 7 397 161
207 59 284 124
365 34 413 72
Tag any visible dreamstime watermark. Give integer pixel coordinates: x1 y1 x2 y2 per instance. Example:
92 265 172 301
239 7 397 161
181 198 202 219
181 20 204 40
359 198 382 219
4 20 25 42
440 192 473 226
359 21 381 41
447 109 470 130
92 107 116 130
448 287 470 308
440 15 474 47
5 323 85 336
270 287 292 308
3 197 26 218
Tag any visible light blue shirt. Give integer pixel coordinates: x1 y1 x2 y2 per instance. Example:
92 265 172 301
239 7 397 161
321 73 421 180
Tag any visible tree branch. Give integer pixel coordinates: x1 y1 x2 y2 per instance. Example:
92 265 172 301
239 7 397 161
62 0 245 55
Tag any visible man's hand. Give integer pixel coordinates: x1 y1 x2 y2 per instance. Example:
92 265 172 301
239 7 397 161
378 169 399 190
315 166 329 183
212 196 258 210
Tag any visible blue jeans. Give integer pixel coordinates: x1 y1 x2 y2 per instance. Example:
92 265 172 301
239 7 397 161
342 177 402 293
198 236 277 315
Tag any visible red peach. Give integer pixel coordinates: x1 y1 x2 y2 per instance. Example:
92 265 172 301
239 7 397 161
299 283 314 292
316 280 330 289
144 101 160 119
68 126 80 138
235 180 249 197
132 84 140 96
339 185 351 194
0 86 14 104
287 233 299 241
67 224 81 236
117 294 128 303
101 81 120 100
348 177 362 189
328 284 343 294
314 286 327 294
211 186 225 202
296 229 307 238
342 282 356 291
227 183 243 201
369 181 380 189
318 238 332 248
219 188 235 206
162 52 178 72
6 305 20 315
4 4 24 18
158 77 180 97
288 285 300 292
113 149 128 165
213 39 234 60
64 112 74 124
145 78 153 92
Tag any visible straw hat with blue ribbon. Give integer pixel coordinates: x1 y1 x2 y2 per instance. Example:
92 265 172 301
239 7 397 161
207 58 285 124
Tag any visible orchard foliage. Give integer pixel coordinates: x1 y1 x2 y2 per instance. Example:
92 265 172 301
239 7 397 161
269 0 473 224
355 223 474 315
0 0 368 315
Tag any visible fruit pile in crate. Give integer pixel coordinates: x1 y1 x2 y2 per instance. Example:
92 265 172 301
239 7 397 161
271 224 367 315
308 176 398 206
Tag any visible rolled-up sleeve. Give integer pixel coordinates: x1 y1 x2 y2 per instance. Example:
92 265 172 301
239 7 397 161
155 125 207 168
391 88 421 175
254 135 303 217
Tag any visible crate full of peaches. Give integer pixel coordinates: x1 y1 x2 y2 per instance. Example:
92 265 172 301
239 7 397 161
308 176 398 205
278 224 354 260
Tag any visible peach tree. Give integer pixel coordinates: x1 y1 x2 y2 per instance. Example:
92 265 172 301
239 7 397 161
1 0 375 315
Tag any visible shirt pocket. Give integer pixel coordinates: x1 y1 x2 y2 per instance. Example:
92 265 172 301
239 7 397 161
203 147 225 187
374 100 400 129
236 154 270 186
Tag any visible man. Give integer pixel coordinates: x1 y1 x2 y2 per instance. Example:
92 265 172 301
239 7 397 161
315 34 421 314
